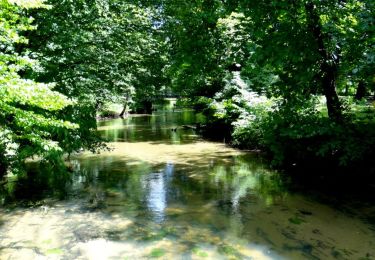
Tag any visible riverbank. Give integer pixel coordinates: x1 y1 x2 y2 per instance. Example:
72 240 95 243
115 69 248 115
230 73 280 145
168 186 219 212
1 110 375 259
97 100 375 179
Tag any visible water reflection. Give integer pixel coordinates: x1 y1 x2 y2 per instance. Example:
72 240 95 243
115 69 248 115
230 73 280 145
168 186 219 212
1 109 375 260
144 163 174 223
98 110 205 144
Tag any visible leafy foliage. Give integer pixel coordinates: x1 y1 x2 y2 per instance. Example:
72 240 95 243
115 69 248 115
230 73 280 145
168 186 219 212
1 0 374 177
157 0 375 171
30 0 167 111
0 0 76 175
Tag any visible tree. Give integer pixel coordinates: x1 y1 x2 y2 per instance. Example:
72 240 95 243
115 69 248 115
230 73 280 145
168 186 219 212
236 0 374 121
0 0 76 176
161 0 228 97
29 0 167 114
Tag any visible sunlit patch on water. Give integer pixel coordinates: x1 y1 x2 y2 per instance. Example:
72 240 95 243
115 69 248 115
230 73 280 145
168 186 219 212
0 200 282 259
1 109 375 259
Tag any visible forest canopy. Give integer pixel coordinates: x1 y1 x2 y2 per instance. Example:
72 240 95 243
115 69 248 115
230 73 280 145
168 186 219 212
1 0 374 176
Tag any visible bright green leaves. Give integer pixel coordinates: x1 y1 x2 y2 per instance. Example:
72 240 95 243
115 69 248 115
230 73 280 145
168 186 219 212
0 80 73 111
217 12 252 66
162 0 227 97
0 0 76 176
154 0 374 169
31 0 166 109
0 0 372 175
8 0 50 9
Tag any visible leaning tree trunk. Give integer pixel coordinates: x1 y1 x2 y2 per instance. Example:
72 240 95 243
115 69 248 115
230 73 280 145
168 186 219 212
119 93 130 118
321 62 342 120
119 103 127 118
305 2 342 121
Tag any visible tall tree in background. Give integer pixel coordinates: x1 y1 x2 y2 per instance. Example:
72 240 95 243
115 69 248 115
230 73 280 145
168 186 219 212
158 0 373 120
29 0 167 114
162 0 228 97
235 0 374 120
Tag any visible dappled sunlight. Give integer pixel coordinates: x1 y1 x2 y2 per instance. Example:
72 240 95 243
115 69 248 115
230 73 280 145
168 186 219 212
1 111 375 259
0 202 280 259
1 0 374 257
81 141 245 166
0 201 134 259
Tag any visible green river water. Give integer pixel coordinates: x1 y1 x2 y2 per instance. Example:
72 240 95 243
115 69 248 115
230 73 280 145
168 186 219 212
0 106 375 259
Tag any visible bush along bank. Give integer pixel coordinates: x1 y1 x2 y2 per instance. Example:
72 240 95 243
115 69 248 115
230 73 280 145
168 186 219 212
192 93 375 176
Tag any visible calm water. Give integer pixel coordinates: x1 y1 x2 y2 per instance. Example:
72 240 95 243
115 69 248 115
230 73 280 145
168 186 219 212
1 107 375 259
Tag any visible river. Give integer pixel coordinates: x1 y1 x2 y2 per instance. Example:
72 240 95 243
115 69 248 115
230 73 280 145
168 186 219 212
0 106 374 259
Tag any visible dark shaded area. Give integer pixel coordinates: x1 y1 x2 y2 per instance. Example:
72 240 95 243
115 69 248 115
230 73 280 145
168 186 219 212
281 163 375 226
355 81 367 100
0 163 71 207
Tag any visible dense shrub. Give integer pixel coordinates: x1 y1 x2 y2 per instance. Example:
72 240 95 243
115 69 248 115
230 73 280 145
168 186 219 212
231 98 375 172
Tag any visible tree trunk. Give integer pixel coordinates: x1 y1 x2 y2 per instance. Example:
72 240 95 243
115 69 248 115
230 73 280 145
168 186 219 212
321 62 342 120
95 99 102 111
119 102 128 118
0 163 7 179
305 2 342 121
119 93 130 118
355 81 366 100
143 100 153 114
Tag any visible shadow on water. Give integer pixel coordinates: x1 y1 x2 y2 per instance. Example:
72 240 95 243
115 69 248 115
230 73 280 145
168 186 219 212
1 107 375 259
0 163 72 207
